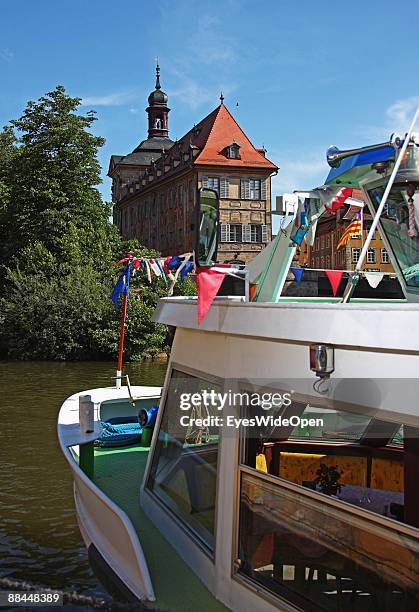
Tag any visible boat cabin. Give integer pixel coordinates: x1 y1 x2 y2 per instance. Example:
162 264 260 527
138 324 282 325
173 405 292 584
142 296 419 611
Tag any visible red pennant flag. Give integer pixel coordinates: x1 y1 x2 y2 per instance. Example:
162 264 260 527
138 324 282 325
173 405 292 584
325 270 343 296
325 187 353 214
113 256 131 267
196 267 227 325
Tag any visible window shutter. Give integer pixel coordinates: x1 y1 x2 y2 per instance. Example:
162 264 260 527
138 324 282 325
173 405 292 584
242 224 251 242
220 224 229 242
220 177 229 198
261 179 267 200
261 224 268 242
202 176 208 188
241 179 250 199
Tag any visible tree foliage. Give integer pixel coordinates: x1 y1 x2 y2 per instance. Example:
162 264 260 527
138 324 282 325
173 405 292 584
0 86 192 361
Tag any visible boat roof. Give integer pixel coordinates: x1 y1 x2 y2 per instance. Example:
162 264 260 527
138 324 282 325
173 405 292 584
153 297 419 353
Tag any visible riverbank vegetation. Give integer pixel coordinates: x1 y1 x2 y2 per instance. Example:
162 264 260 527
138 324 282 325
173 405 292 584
0 86 191 361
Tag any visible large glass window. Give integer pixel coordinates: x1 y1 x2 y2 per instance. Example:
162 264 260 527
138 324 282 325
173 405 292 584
147 369 221 550
237 393 419 610
369 183 419 287
238 471 419 611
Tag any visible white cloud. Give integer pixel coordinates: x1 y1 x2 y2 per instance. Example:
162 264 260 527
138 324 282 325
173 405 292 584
272 155 326 196
81 91 136 106
0 48 13 62
360 95 419 141
170 74 237 111
386 96 419 129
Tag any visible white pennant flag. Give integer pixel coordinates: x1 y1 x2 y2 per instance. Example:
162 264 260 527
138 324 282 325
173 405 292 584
364 272 384 289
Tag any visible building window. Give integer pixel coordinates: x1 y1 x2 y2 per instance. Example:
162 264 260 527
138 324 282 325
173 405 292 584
220 177 229 198
249 179 261 200
367 248 376 264
241 179 261 200
203 176 219 193
221 223 267 243
325 255 331 268
352 248 361 263
227 143 241 159
364 223 376 240
326 235 330 248
250 224 262 243
229 224 242 242
381 248 389 263
220 224 242 242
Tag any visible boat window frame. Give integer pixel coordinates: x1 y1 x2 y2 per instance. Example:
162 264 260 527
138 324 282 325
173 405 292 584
233 463 419 607
232 381 419 606
143 361 224 559
361 180 412 299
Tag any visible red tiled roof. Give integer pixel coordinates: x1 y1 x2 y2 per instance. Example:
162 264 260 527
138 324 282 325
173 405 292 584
194 104 277 170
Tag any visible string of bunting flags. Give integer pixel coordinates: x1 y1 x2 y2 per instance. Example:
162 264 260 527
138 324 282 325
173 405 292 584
112 252 244 325
290 266 390 295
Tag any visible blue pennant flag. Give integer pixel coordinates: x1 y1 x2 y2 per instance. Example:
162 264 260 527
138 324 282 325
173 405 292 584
112 261 131 309
167 255 182 270
290 198 310 246
290 267 304 283
180 261 194 283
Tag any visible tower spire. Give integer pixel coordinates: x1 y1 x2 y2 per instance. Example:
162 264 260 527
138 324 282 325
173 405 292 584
155 56 161 90
220 91 224 105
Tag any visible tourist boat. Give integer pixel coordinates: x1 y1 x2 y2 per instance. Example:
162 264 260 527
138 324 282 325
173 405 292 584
58 111 419 611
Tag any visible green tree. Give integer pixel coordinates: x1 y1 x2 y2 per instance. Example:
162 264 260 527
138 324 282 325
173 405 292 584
0 86 192 361
0 86 112 270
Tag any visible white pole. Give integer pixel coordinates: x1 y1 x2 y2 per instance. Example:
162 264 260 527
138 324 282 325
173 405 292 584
115 369 122 389
342 106 419 303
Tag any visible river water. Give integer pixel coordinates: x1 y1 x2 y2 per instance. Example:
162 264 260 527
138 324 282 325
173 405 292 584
0 361 167 610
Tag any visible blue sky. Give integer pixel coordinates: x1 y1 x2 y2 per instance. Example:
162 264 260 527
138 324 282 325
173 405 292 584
1 0 418 221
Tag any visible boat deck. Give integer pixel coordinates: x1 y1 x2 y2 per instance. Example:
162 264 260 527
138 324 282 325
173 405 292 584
93 444 229 611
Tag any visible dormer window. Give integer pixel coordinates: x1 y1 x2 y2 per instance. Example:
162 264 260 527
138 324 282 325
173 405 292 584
227 142 241 159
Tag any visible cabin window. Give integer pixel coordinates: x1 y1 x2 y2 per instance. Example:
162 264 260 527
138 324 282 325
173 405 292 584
236 390 419 610
147 368 221 551
238 470 419 611
369 184 419 288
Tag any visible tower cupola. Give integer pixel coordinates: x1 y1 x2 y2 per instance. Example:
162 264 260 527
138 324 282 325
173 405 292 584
146 62 170 138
